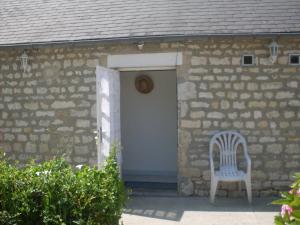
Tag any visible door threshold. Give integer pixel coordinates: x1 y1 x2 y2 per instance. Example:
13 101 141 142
125 181 178 197
129 188 178 197
123 174 177 183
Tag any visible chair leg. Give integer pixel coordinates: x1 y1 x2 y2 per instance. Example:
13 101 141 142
210 178 218 203
245 178 252 204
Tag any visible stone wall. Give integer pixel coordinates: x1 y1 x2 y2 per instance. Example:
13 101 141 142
177 37 300 197
0 36 299 196
0 47 103 165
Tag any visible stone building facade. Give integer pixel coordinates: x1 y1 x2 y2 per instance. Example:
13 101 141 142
0 36 299 196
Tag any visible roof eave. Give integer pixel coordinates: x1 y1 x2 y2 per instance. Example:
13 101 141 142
0 32 300 49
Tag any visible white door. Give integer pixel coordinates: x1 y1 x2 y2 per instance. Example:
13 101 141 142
96 66 121 171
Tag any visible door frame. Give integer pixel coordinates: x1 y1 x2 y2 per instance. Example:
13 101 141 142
107 52 183 71
97 52 183 181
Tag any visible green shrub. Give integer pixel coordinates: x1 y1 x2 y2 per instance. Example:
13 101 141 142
0 148 126 225
272 173 300 225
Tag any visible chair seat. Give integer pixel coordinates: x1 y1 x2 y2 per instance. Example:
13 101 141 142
215 166 246 181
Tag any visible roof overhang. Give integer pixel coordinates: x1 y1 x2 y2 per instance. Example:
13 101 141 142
0 32 300 49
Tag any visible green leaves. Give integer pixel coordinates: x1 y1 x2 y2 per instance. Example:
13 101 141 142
0 148 126 225
292 210 300 221
273 172 300 225
275 215 285 225
273 199 292 205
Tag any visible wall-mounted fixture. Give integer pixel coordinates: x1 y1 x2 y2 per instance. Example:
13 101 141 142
19 51 29 72
241 54 255 66
268 40 279 64
289 54 300 65
137 42 144 50
135 75 154 94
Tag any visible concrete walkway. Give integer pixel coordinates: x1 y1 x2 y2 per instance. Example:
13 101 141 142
122 197 278 225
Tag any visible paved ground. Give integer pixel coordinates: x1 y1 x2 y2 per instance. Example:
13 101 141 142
122 197 278 225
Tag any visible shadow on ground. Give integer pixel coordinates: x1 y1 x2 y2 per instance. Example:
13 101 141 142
124 197 279 222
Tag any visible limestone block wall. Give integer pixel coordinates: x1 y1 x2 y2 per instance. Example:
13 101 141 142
0 47 102 165
177 37 300 197
0 36 299 196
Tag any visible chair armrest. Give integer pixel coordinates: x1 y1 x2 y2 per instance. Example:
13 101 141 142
241 141 251 175
209 155 215 176
244 152 251 175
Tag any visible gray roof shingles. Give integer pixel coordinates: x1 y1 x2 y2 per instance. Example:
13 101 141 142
0 0 300 46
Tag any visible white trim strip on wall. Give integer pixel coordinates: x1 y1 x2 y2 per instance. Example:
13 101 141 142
115 66 177 72
107 52 183 70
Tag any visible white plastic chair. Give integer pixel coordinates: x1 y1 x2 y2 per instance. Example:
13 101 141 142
209 131 252 203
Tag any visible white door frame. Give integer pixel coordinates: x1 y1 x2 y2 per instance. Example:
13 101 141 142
96 52 182 176
107 52 183 70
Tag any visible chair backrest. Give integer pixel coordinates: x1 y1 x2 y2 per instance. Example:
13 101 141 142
209 131 247 169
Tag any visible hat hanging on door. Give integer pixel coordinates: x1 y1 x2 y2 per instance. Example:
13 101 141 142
135 75 154 94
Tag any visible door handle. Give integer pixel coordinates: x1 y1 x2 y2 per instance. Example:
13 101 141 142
99 127 107 143
99 127 103 143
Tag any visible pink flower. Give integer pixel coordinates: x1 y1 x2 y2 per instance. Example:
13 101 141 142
297 188 300 196
281 204 293 218
289 189 293 194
